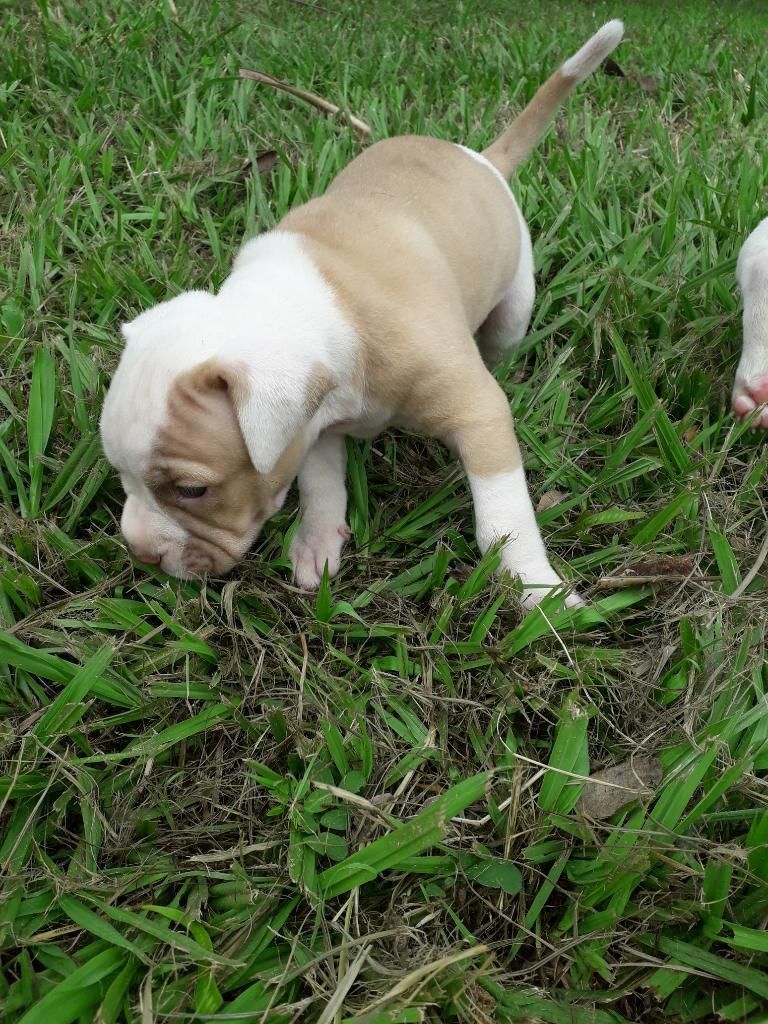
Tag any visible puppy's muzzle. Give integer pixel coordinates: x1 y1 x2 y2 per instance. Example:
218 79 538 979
120 494 190 575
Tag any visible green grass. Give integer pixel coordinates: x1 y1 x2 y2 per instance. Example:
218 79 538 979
2 0 768 1020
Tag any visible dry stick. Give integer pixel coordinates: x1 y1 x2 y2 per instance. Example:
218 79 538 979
188 840 281 864
592 573 717 590
239 68 371 140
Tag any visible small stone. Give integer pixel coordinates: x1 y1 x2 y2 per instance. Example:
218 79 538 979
577 755 663 819
536 489 567 512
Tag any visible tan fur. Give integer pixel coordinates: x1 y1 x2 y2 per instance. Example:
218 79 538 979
483 69 578 177
281 137 523 477
148 362 304 573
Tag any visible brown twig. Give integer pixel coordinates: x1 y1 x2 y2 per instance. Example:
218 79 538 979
592 574 716 591
239 68 371 140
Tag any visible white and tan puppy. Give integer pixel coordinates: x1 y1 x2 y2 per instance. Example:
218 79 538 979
100 20 625 609
733 218 768 429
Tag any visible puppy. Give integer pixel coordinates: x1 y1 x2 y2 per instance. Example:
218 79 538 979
100 20 624 609
733 218 768 429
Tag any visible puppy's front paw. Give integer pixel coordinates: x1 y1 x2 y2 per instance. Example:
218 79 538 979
732 375 768 429
289 522 351 590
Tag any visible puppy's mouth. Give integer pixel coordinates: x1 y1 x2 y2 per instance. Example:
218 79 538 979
169 521 266 578
156 555 206 580
125 509 271 580
155 554 237 580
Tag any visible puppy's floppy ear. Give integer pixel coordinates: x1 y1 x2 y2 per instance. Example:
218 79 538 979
198 360 336 473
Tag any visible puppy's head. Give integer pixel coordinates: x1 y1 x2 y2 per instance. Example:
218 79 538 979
99 290 335 578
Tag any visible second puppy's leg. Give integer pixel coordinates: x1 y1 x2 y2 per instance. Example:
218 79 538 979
289 432 351 589
734 218 768 429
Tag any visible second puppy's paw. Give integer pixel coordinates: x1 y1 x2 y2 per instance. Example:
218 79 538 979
732 374 768 429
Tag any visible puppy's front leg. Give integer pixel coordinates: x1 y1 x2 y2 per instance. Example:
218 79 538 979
289 432 351 590
442 373 582 609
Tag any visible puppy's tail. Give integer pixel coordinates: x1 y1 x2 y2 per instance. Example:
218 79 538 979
482 19 624 178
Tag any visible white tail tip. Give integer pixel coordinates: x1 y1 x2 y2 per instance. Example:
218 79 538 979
561 19 625 85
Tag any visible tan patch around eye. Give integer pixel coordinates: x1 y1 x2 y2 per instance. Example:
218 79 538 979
151 367 262 522
146 358 336 577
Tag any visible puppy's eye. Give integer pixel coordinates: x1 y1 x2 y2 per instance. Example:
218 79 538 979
176 485 208 499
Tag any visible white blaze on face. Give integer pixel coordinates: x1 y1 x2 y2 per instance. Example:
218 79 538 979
100 313 202 574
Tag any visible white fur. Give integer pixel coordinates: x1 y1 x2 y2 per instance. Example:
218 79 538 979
561 20 624 84
733 218 768 428
455 146 536 363
290 432 350 589
120 491 189 575
467 466 582 608
101 232 359 471
479 199 535 364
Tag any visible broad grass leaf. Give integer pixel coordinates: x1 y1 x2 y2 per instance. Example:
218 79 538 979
33 644 114 742
17 948 124 1024
85 896 241 966
58 894 151 964
27 345 56 516
466 856 523 895
539 695 589 814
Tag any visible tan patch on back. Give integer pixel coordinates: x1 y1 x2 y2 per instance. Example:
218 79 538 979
279 138 525 455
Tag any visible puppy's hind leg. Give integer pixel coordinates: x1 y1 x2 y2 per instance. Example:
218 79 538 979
432 362 582 610
477 198 535 368
289 432 351 590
